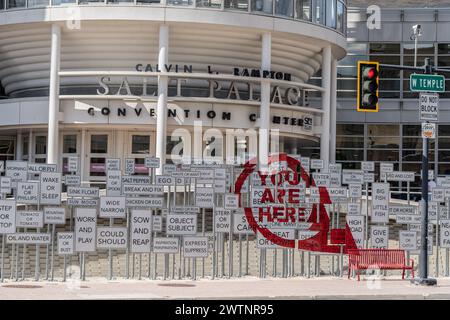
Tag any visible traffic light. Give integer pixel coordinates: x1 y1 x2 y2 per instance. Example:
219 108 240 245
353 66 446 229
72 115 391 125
357 61 379 112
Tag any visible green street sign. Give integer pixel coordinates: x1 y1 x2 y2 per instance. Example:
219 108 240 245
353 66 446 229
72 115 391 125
410 74 445 92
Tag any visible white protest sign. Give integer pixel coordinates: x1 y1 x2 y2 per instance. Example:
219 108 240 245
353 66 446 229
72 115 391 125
0 200 16 234
342 170 364 185
0 177 11 194
300 157 310 173
251 187 267 207
370 226 389 249
256 228 295 249
155 175 173 186
214 179 226 194
126 197 164 209
123 184 163 196
363 172 375 184
106 158 120 171
215 208 231 232
233 213 253 235
328 187 347 203
224 194 239 209
6 233 50 245
130 210 152 253
125 158 135 175
361 161 375 172
163 164 176 175
5 160 28 188
348 184 362 198
171 207 200 214
64 175 81 186
67 186 99 198
68 157 78 173
396 214 422 224
385 171 415 182
371 183 390 223
67 198 99 207
44 207 66 225
183 236 209 258
153 215 162 232
166 214 197 235
346 215 365 249
106 170 122 197
432 188 445 202
145 156 160 168
399 231 417 251
74 208 97 252
122 176 151 185
310 159 324 170
440 219 450 248
17 182 39 205
347 202 361 215
96 227 127 250
389 205 416 216
58 232 74 255
28 163 57 173
312 173 330 187
40 172 62 205
309 187 321 203
195 187 214 208
153 237 179 253
99 196 126 218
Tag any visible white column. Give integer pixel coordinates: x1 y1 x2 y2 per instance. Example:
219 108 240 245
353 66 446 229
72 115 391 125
47 24 61 165
320 46 331 169
28 130 33 162
155 25 169 175
259 32 271 173
16 132 22 160
329 57 337 163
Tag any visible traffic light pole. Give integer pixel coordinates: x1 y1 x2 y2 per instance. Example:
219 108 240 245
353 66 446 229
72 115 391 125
379 58 450 286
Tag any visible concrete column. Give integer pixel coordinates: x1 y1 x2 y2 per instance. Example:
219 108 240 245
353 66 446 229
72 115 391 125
329 57 337 163
320 46 331 169
155 25 169 175
28 130 33 162
259 32 271 173
16 132 22 160
47 24 61 165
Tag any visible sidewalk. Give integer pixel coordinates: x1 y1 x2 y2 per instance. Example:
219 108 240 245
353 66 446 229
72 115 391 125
1 276 450 299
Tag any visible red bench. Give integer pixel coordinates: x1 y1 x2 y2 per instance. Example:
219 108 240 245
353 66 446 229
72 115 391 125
348 249 414 281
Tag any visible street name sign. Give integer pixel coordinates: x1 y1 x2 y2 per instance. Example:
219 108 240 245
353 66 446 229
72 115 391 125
410 74 445 92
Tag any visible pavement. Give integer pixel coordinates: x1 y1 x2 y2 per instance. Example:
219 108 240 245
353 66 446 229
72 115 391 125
1 276 450 299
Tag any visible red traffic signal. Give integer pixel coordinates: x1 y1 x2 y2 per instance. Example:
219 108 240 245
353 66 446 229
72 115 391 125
357 61 379 112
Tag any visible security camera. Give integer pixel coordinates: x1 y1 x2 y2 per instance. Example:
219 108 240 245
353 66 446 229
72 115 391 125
412 24 422 36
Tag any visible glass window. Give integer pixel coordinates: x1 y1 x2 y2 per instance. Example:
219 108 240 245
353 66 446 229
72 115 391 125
367 136 399 149
63 135 77 154
325 0 336 28
275 0 293 17
295 0 310 21
7 0 25 8
367 124 399 136
336 136 364 148
336 149 364 161
403 43 435 55
367 150 399 162
35 136 47 155
336 0 344 33
22 136 28 157
90 158 106 177
439 125 450 136
337 124 364 136
252 0 273 14
369 43 400 55
27 0 48 7
0 138 14 155
168 0 192 5
403 125 421 137
132 135 150 154
90 135 108 154
313 0 325 24
224 0 248 10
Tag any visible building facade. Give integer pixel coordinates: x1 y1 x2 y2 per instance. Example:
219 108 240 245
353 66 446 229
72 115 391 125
0 0 346 183
335 7 450 198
